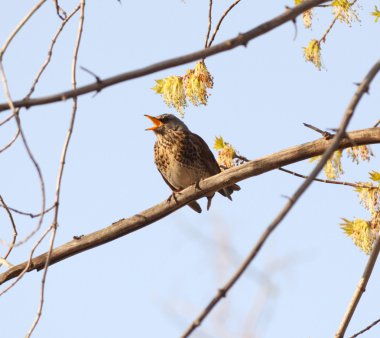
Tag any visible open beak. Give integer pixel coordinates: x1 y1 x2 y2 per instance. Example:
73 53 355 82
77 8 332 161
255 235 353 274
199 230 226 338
144 114 163 131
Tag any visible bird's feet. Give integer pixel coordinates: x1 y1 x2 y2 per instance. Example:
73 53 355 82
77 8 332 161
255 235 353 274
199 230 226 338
167 191 181 204
194 180 202 191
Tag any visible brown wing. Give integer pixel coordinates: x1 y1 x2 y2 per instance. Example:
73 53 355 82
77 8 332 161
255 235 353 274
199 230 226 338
190 132 240 199
190 133 221 176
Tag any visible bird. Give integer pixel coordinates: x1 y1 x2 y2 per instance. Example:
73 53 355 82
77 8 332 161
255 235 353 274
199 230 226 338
145 113 240 213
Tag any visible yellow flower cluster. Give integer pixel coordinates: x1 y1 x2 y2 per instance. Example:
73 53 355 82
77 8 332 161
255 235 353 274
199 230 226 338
303 9 313 29
324 150 343 179
152 61 213 116
294 1 313 29
184 61 214 106
332 0 360 25
342 171 380 254
152 77 187 115
372 5 380 23
341 218 375 254
310 150 343 180
346 145 373 164
303 39 322 70
311 146 374 181
214 136 236 169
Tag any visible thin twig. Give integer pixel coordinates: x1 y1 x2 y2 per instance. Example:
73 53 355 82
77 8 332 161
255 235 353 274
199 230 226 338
278 167 375 189
349 317 380 338
52 0 67 20
319 0 358 44
0 128 20 154
204 0 213 48
26 1 85 337
0 0 331 113
0 5 79 143
303 122 334 139
0 195 18 265
0 127 379 286
0 4 79 248
0 203 56 219
80 66 102 83
207 0 242 48
0 63 49 298
0 225 53 297
0 63 46 247
0 113 15 127
319 8 341 44
0 257 13 268
335 235 380 336
0 0 47 59
25 5 81 100
181 59 380 338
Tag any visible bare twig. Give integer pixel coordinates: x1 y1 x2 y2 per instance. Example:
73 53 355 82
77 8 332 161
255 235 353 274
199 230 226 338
350 317 380 338
0 6 78 159
181 59 380 338
0 257 13 268
0 63 46 248
0 62 49 299
25 5 81 100
278 167 374 189
0 127 379 286
204 0 213 48
80 66 102 83
303 122 334 139
0 0 47 60
0 203 56 219
207 0 242 48
26 1 85 337
0 225 53 297
0 195 18 264
335 233 380 337
0 128 20 154
52 0 67 20
318 0 358 44
0 113 15 127
319 8 341 44
0 3 79 248
0 0 330 112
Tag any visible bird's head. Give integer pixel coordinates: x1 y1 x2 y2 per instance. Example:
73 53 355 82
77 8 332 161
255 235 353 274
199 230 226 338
144 114 189 134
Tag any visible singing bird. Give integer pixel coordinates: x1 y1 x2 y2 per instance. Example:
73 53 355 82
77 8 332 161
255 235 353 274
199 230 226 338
145 114 240 213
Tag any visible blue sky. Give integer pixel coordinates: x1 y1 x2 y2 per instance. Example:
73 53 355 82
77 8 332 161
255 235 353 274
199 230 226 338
1 1 380 337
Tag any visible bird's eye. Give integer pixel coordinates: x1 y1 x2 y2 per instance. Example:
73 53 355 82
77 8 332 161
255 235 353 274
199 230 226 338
161 116 169 123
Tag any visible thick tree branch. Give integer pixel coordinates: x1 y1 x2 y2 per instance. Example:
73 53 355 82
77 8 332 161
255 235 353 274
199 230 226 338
0 0 329 113
0 127 379 286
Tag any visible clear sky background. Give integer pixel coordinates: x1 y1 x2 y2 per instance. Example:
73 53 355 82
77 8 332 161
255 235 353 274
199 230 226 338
1 1 380 337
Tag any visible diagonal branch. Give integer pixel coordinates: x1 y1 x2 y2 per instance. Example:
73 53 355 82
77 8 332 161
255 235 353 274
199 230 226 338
0 0 329 113
0 0 47 60
207 0 242 48
0 127 379 286
335 233 380 338
181 58 380 338
25 1 86 337
350 317 380 338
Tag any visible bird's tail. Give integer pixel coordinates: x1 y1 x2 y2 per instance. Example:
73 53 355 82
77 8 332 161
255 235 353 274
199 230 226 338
188 200 202 213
